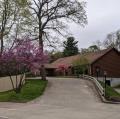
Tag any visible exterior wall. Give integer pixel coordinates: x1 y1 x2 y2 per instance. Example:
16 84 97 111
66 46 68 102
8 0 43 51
91 49 120 77
0 74 25 92
98 77 120 87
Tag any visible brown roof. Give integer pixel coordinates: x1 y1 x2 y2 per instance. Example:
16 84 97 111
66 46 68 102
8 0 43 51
45 64 58 69
46 48 118 69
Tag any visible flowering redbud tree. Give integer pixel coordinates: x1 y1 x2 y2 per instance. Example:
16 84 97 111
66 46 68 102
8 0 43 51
0 38 48 93
56 64 68 76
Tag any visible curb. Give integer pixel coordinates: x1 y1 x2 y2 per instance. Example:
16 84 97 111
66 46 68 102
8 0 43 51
86 78 120 104
101 96 120 104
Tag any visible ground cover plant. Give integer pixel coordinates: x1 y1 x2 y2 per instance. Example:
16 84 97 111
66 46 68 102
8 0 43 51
100 81 120 102
0 79 48 102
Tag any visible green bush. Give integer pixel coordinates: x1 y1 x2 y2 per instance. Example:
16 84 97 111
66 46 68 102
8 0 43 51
74 65 88 75
72 56 89 76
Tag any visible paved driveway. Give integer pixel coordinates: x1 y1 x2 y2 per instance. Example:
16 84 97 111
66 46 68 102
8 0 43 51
0 78 120 119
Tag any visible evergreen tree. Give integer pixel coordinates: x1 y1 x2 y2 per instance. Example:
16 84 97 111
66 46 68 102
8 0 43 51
63 37 79 57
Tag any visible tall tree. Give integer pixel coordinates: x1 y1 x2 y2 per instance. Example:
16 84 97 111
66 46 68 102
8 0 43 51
21 0 87 80
103 30 120 51
20 0 87 50
63 37 79 57
0 0 29 54
80 44 100 54
49 51 63 62
0 0 87 80
93 40 102 50
0 0 19 54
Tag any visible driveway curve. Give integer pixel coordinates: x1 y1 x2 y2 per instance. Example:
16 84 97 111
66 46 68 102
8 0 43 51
0 78 120 119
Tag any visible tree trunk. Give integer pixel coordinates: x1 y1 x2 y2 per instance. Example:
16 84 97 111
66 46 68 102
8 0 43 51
38 18 46 80
39 29 43 51
0 34 4 55
39 33 46 80
41 65 46 80
15 87 21 93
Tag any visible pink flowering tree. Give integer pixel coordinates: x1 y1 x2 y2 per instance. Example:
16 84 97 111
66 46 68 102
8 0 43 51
56 64 68 76
0 38 48 93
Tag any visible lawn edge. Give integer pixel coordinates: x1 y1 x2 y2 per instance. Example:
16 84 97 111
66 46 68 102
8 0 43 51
89 79 120 104
0 79 48 103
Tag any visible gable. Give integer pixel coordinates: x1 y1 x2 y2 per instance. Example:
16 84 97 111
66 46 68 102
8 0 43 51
91 48 120 77
91 48 120 65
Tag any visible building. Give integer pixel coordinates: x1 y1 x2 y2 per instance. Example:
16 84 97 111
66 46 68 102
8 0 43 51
45 48 120 77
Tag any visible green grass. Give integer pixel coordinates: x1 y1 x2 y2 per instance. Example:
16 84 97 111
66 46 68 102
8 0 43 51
0 79 48 103
99 81 120 100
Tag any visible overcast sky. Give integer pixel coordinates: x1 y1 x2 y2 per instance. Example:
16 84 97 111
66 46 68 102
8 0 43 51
69 0 120 49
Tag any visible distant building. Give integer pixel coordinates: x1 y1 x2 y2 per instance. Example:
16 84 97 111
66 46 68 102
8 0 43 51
45 48 120 77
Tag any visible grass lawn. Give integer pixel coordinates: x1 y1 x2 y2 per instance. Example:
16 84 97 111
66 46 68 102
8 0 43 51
99 81 120 101
0 79 48 103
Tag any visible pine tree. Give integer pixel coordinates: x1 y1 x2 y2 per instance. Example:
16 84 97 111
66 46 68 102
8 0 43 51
63 37 79 57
